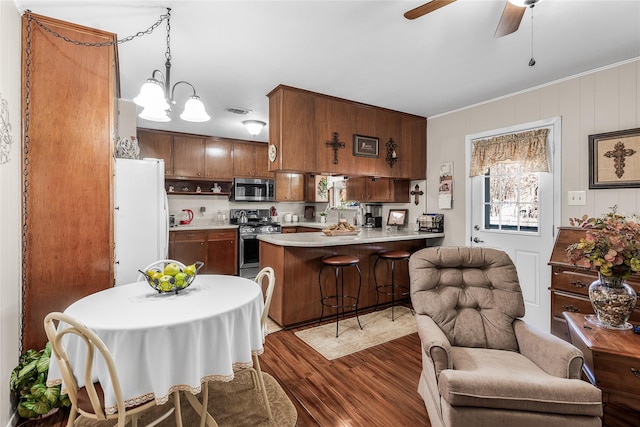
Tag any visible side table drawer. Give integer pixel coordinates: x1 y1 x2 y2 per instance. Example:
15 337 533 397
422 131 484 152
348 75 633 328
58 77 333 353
594 352 640 396
552 292 593 317
551 269 594 296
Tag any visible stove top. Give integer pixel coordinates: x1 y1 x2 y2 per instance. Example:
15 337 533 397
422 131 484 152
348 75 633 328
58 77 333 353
239 222 281 234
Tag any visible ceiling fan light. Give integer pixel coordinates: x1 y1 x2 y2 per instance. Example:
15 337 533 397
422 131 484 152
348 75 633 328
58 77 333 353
138 105 170 122
243 120 266 136
507 0 540 7
133 79 169 109
180 96 211 122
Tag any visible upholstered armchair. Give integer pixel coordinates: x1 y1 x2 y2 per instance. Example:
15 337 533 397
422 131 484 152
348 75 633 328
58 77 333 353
409 247 602 427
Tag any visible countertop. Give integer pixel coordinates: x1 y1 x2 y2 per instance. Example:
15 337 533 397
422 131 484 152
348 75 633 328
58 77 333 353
169 223 239 231
257 228 444 247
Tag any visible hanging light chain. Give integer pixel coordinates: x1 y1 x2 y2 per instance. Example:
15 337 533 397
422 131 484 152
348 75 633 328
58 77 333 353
24 9 170 47
529 5 536 67
165 8 172 63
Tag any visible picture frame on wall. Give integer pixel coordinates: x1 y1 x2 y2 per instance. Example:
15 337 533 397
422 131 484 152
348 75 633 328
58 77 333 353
353 134 379 158
589 128 640 189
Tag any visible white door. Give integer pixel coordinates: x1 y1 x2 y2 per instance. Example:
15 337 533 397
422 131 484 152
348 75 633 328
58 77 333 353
466 118 561 332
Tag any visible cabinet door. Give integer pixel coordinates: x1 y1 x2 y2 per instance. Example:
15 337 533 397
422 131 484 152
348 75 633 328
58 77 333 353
354 106 378 176
205 138 233 180
173 136 205 178
290 173 305 201
206 230 238 275
233 143 256 177
169 231 207 266
376 110 402 176
255 143 273 178
390 179 410 203
346 177 367 201
367 178 392 202
138 129 173 176
315 97 356 174
400 115 426 179
275 173 305 201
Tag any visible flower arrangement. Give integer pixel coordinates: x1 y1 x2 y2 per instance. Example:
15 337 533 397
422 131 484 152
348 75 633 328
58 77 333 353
566 206 640 279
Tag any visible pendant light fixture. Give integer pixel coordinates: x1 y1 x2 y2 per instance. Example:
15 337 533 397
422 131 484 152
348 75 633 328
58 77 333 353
133 8 210 122
243 120 266 136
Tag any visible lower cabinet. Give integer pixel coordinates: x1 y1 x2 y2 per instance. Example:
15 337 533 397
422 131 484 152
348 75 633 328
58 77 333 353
169 229 238 275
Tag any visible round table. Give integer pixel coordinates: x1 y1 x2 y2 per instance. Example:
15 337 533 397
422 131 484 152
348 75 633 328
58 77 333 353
47 275 265 415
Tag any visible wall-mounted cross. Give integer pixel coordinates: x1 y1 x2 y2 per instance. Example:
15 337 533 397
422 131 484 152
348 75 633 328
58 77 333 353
410 184 424 206
604 141 636 178
325 132 345 165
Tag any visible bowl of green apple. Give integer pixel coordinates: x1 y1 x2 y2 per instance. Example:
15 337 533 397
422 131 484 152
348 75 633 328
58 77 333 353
138 260 204 294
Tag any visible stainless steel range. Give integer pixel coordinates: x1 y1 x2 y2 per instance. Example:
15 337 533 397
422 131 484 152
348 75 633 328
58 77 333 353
231 209 281 278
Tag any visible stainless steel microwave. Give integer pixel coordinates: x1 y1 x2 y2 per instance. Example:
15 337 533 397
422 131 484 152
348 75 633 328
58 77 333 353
232 178 275 202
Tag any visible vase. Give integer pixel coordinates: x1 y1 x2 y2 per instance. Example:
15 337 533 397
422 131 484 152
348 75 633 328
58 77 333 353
588 273 637 329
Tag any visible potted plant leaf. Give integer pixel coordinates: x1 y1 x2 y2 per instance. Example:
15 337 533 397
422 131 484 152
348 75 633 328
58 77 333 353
9 342 70 420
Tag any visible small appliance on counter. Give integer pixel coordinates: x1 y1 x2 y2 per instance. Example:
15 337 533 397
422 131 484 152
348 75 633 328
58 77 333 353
304 205 315 220
364 204 383 228
417 213 444 233
179 209 194 225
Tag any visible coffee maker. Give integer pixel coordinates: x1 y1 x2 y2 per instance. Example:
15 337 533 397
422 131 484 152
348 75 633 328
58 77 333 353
364 204 383 228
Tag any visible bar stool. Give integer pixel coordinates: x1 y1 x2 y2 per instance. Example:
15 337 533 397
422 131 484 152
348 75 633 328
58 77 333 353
373 249 412 321
318 254 363 337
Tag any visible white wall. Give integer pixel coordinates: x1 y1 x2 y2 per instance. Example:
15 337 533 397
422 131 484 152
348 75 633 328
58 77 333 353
0 2 22 426
426 59 640 247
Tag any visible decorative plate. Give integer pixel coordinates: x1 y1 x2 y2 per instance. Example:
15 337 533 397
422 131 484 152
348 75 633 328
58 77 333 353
268 144 277 162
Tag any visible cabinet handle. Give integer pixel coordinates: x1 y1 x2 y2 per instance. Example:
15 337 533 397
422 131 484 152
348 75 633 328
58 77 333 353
562 304 580 313
570 280 586 288
631 368 640 378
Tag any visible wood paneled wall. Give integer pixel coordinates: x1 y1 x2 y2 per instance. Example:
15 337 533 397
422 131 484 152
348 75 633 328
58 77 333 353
21 13 117 350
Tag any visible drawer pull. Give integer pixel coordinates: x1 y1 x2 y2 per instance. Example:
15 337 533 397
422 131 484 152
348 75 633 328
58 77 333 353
632 368 640 378
562 304 580 313
570 280 586 288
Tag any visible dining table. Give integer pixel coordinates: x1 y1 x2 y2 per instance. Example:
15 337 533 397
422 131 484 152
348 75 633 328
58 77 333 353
46 274 265 426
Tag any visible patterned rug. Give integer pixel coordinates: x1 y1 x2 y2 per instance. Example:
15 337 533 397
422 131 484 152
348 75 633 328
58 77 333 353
294 306 417 360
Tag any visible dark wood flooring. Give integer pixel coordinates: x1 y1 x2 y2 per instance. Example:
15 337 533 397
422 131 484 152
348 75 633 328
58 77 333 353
19 313 430 427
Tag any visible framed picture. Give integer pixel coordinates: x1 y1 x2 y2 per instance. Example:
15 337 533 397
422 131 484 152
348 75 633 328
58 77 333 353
387 209 408 227
589 128 640 189
353 134 379 158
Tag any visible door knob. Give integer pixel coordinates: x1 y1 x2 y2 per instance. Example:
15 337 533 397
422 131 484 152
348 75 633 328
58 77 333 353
473 237 484 243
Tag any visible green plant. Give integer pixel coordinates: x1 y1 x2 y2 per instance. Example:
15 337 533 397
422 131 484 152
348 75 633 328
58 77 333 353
9 342 70 419
567 205 640 279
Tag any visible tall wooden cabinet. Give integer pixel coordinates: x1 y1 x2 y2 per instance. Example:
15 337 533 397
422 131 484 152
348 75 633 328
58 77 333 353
22 14 118 350
548 227 640 341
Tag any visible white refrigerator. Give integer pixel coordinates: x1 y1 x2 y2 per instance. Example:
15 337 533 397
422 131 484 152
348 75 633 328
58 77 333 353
114 158 169 286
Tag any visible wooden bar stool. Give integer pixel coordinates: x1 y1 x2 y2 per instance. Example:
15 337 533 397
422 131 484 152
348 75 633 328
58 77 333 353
318 254 363 337
373 249 412 321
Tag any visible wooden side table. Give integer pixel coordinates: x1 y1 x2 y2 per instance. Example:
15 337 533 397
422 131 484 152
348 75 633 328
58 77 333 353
563 312 640 427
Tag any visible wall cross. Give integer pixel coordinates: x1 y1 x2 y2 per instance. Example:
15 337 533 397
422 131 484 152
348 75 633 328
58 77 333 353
410 184 424 206
604 141 636 178
325 132 345 165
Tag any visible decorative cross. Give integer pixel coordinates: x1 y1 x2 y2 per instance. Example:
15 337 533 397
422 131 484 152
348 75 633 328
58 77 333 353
604 141 636 178
410 184 424 206
325 132 345 165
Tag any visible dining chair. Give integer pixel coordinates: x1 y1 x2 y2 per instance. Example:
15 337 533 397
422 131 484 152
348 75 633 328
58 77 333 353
44 312 184 427
199 267 275 427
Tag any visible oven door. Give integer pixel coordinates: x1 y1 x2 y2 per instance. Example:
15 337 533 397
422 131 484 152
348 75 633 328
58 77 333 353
239 234 259 269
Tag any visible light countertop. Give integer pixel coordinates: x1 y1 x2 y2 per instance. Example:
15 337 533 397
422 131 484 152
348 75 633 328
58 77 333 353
257 228 444 247
169 224 239 231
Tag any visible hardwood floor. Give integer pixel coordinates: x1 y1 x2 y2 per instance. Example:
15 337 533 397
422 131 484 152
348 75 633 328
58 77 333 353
24 313 430 427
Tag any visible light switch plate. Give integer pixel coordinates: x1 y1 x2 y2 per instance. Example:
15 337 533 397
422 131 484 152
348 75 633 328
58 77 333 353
567 191 586 206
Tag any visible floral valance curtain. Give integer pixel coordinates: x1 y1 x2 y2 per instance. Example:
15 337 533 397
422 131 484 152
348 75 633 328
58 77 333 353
469 128 549 177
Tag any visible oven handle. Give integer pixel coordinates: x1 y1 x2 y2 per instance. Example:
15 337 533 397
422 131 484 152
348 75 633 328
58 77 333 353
240 235 258 240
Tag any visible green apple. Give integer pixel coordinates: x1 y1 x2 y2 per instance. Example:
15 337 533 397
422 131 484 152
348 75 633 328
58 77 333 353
184 264 197 277
174 272 188 288
158 275 175 292
163 263 181 277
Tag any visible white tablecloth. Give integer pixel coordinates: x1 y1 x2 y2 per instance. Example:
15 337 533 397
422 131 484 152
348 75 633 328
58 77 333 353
47 275 264 414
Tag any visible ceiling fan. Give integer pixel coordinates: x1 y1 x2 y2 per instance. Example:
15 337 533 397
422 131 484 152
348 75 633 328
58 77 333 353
404 0 541 38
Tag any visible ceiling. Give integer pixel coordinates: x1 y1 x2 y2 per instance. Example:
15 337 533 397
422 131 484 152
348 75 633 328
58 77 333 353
13 1 640 143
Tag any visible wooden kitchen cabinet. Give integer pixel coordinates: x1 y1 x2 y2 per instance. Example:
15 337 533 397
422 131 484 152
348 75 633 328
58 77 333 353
347 177 409 203
170 229 238 275
233 141 272 178
400 114 427 179
138 129 173 175
206 229 238 275
548 227 640 341
315 95 357 174
255 143 272 178
205 137 234 180
173 135 205 178
275 173 305 201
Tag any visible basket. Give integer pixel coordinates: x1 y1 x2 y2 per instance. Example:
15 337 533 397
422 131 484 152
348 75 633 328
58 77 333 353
322 229 360 236
138 259 204 294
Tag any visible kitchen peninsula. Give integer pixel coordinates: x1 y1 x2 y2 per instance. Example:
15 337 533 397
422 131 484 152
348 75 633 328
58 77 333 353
258 227 444 326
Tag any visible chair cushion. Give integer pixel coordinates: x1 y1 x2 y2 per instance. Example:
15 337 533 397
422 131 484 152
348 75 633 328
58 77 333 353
438 347 602 417
410 247 525 351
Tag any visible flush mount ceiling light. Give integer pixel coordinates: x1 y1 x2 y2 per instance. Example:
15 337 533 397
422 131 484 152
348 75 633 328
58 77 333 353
133 8 210 123
243 120 266 137
507 0 541 6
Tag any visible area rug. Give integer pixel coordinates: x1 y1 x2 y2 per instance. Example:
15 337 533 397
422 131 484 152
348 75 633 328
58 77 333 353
294 306 417 360
75 370 297 427
266 316 283 334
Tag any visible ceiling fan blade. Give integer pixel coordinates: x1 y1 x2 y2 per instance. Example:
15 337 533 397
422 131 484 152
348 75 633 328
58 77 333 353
404 0 457 20
494 2 526 37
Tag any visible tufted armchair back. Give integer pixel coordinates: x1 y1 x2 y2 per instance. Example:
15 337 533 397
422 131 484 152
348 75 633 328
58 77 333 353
410 246 525 351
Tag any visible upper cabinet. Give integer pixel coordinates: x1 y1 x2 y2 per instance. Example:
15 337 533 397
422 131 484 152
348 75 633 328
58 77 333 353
346 177 409 203
137 129 271 183
267 85 426 179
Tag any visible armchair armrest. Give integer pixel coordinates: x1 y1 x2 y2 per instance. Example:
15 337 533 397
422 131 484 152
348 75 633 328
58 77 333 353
513 319 584 379
415 314 452 377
